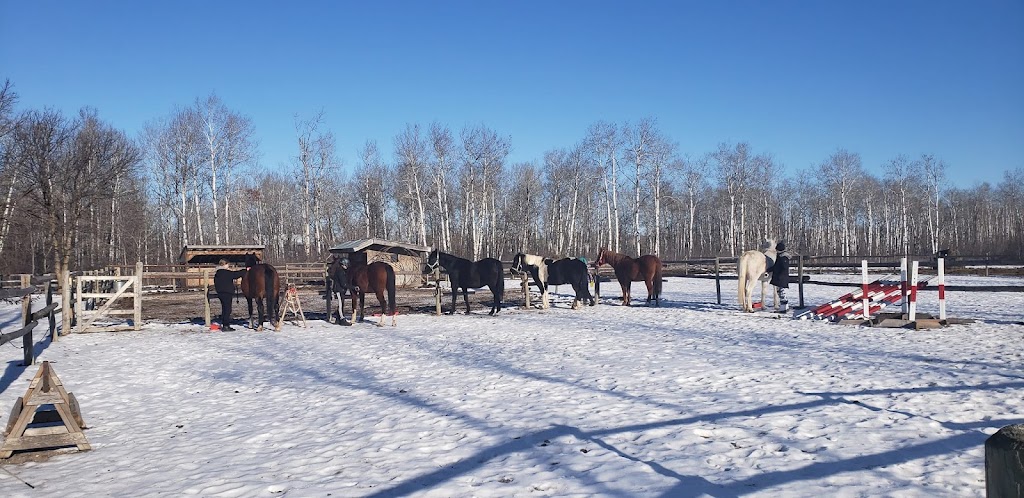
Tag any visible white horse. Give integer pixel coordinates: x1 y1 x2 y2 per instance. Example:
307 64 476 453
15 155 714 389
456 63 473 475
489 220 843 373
510 253 550 308
737 238 778 312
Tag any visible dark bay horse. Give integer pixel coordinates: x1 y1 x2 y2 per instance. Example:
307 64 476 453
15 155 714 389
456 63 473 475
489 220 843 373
327 256 397 327
594 248 663 306
511 253 594 309
242 253 281 330
426 249 504 315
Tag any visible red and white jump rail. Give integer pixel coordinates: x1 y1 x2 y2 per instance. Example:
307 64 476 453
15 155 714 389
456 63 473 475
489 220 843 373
800 257 945 322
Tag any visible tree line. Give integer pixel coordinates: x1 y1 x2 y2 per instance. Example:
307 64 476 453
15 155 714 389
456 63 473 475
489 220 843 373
1 80 1021 276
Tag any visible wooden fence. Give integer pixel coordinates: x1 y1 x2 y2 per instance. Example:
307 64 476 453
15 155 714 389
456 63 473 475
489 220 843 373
0 275 61 366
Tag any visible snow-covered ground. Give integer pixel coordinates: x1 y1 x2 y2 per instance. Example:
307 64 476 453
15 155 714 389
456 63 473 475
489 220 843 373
0 275 1022 497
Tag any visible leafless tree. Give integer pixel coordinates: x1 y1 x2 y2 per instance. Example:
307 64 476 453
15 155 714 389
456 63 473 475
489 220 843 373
355 140 390 240
394 123 430 246
11 108 140 280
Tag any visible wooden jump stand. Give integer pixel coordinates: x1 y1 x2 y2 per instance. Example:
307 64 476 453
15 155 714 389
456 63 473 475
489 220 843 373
280 284 306 327
1 361 89 459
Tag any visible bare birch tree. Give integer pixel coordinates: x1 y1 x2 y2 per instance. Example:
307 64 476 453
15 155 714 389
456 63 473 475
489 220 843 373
586 121 623 251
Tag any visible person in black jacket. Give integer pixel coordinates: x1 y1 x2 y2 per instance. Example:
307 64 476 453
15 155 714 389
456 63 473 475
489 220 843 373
214 259 247 330
769 241 792 313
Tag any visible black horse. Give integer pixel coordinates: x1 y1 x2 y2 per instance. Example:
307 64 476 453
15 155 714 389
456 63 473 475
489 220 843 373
511 253 595 309
426 249 505 315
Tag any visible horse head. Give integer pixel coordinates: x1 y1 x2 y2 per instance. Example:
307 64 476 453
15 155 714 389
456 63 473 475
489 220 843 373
425 249 440 273
510 252 526 275
244 252 259 268
759 239 777 253
595 248 607 267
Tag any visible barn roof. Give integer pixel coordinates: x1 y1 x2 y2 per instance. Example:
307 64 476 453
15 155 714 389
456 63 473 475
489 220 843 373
178 245 266 265
328 238 430 256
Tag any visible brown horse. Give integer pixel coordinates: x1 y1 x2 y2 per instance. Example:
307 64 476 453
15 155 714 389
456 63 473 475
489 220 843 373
594 248 663 306
242 253 282 331
328 256 397 326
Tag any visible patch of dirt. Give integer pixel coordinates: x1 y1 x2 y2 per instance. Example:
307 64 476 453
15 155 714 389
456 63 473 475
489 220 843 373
136 285 535 324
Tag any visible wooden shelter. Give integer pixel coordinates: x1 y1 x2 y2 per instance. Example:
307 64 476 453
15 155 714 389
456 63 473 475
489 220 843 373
178 245 265 287
328 238 430 287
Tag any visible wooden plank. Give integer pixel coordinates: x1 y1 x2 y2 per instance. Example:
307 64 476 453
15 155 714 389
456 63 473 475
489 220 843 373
24 426 71 437
0 320 38 346
915 319 943 330
74 325 136 333
0 287 35 299
76 275 134 282
78 292 137 299
24 392 66 407
0 432 90 452
29 302 60 322
77 309 136 316
4 397 22 436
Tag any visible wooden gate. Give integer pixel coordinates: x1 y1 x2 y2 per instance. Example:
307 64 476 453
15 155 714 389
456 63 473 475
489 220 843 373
74 262 143 333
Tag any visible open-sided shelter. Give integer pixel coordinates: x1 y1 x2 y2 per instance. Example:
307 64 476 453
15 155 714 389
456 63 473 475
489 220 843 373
328 238 430 287
179 245 266 287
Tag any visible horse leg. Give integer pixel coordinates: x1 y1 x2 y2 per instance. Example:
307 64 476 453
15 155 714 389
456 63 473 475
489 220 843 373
463 288 472 315
374 290 387 327
349 295 357 324
357 292 365 322
247 297 255 329
620 278 631 306
256 298 265 331
645 278 655 306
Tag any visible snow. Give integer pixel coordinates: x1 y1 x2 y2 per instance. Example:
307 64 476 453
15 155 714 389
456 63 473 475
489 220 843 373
1 275 1022 497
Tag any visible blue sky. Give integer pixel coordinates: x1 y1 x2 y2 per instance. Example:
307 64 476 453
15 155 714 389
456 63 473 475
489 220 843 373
2 0 1022 186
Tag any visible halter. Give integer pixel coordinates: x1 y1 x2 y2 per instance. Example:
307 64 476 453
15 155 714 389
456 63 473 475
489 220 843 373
425 253 440 272
510 256 524 275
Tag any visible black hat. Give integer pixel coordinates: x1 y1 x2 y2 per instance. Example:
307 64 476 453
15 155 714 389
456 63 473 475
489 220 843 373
776 241 786 251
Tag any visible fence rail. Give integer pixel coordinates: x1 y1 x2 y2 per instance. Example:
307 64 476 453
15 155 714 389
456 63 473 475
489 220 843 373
0 275 62 366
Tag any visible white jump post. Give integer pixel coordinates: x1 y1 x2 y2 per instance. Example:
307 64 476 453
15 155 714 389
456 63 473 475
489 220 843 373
937 257 946 321
861 260 869 319
900 257 908 315
909 261 920 321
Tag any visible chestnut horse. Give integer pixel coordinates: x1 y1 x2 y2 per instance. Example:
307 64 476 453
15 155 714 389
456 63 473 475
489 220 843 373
327 256 397 327
594 248 663 306
241 253 281 331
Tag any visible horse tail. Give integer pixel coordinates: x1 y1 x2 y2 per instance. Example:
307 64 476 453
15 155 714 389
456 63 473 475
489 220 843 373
387 265 397 316
265 265 280 319
654 263 663 300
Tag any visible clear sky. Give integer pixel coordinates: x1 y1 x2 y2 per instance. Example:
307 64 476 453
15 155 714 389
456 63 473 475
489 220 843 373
2 0 1022 186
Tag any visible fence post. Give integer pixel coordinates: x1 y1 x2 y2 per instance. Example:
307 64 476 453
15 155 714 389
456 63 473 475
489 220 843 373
134 262 143 330
434 269 442 316
986 424 1024 497
75 274 84 333
861 260 870 319
714 257 721 305
20 274 33 366
797 254 805 309
47 279 56 341
203 270 211 327
62 270 72 335
325 270 333 323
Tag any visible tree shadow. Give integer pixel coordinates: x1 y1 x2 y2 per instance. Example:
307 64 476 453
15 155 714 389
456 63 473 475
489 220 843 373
0 328 54 395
